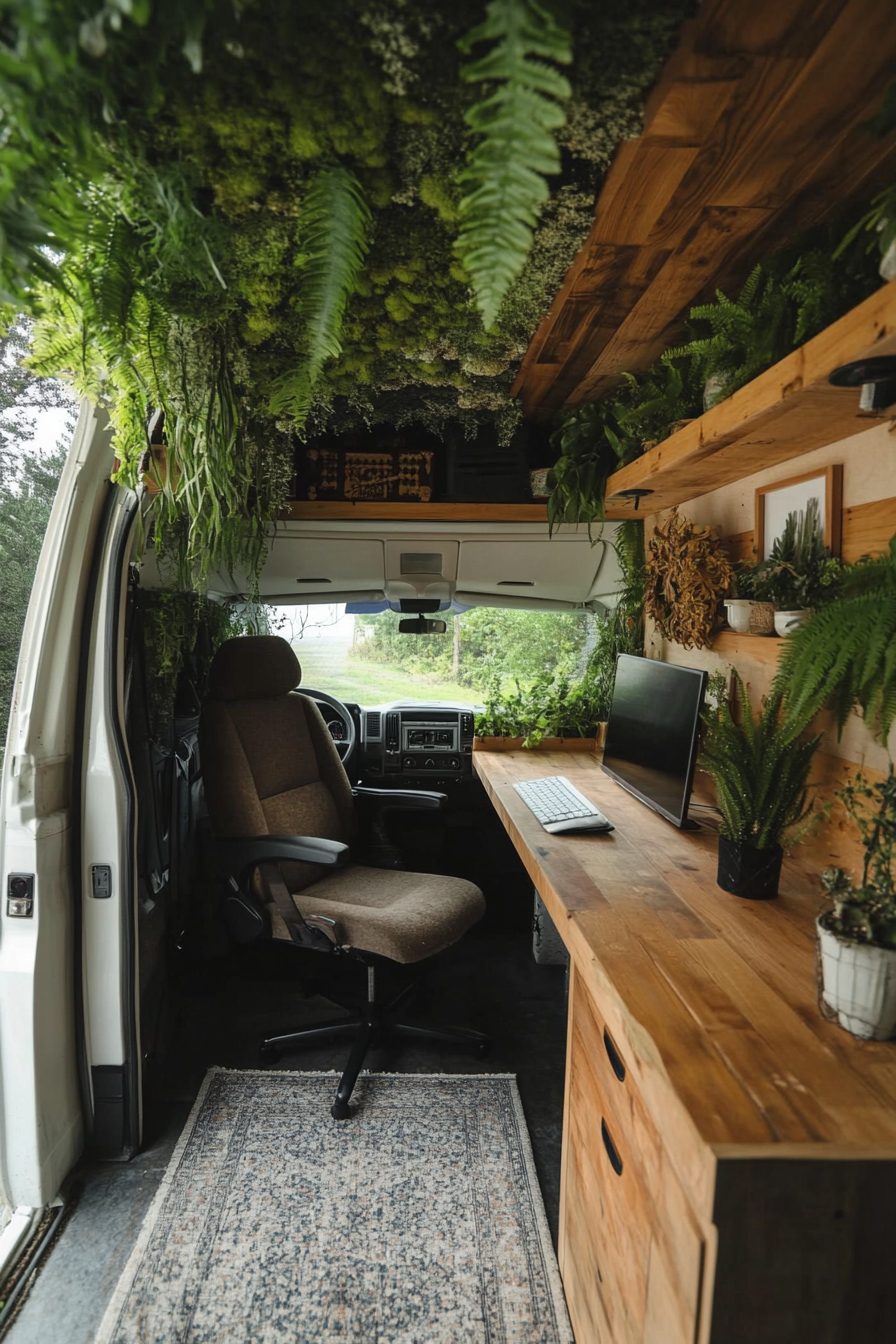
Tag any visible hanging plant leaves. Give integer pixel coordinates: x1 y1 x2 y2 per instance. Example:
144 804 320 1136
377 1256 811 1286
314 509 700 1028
456 0 571 331
269 165 372 428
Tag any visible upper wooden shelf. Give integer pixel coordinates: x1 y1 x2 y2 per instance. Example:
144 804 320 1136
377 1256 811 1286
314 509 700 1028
513 0 896 418
601 277 896 519
284 502 549 522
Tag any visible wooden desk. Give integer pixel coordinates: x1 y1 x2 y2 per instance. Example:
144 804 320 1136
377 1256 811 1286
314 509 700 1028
473 748 896 1344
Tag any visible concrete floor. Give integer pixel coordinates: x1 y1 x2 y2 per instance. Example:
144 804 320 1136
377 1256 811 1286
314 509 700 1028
6 906 568 1343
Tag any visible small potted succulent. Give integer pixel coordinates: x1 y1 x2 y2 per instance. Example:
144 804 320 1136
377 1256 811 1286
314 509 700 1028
698 671 821 899
817 767 896 1040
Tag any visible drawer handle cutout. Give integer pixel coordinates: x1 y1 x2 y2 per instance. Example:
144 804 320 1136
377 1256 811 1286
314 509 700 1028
601 1119 623 1177
603 1028 625 1082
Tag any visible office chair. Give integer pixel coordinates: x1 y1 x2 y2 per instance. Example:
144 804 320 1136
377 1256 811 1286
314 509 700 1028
198 635 488 1119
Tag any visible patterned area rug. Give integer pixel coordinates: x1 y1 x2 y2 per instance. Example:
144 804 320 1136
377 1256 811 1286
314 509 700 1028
96 1070 572 1344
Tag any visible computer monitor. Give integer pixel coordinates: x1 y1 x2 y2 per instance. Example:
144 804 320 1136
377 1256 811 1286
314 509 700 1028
601 654 708 828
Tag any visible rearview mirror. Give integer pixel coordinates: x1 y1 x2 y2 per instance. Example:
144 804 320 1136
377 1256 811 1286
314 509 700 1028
398 617 447 635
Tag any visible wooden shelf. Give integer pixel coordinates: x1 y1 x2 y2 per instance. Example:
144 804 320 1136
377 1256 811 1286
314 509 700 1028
710 630 784 666
284 502 549 522
514 0 896 417
601 278 896 520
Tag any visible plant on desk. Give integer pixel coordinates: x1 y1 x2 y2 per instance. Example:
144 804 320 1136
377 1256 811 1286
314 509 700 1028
476 667 611 749
698 670 821 900
817 767 896 1039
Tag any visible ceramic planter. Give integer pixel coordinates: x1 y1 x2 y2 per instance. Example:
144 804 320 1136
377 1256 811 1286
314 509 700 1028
748 601 776 636
723 599 755 634
817 915 896 1040
717 835 783 900
773 609 812 637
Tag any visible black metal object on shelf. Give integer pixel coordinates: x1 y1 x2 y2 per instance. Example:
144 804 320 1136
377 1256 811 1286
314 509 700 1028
828 355 896 412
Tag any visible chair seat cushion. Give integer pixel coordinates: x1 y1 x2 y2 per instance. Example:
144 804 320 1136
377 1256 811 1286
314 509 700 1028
287 866 486 964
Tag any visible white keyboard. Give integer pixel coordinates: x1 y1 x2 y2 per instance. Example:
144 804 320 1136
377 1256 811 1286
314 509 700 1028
512 775 614 835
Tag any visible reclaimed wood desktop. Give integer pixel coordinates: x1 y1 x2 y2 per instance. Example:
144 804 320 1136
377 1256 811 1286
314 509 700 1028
473 748 896 1344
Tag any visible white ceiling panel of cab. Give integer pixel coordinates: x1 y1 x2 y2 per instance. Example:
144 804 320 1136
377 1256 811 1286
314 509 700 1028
457 538 608 604
198 519 625 608
259 537 385 599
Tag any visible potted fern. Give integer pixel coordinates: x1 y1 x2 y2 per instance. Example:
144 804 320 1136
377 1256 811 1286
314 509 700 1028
699 671 821 899
817 768 896 1039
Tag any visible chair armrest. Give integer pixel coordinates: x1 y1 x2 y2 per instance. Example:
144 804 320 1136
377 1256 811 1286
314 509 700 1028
216 834 350 886
352 787 446 813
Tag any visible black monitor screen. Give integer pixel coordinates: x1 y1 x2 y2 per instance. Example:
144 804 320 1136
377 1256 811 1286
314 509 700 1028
601 654 708 828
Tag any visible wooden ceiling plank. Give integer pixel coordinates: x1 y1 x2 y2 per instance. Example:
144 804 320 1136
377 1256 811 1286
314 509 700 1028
566 205 776 406
701 1 896 211
515 0 896 418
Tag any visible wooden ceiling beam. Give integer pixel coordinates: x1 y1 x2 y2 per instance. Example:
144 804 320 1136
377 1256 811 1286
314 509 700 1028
514 0 896 419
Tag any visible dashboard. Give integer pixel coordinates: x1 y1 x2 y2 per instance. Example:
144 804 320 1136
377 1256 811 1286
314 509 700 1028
305 694 477 788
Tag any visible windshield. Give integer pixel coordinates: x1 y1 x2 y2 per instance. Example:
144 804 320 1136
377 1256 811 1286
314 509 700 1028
273 603 601 706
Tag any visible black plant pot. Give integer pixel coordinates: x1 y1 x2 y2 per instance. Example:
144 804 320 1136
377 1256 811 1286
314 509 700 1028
717 836 783 900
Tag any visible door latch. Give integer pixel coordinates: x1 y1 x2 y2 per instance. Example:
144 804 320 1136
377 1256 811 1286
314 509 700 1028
7 873 34 918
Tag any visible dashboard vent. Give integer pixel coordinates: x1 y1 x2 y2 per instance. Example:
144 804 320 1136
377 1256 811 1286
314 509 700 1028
385 712 400 753
366 711 382 740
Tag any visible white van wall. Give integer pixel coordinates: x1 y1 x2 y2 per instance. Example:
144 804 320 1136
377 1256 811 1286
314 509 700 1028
0 403 115 1206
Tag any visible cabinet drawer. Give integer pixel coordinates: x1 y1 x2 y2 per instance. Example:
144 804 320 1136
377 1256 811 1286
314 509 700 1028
561 966 707 1344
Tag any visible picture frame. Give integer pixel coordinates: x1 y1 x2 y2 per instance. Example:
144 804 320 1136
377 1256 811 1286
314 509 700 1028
755 464 842 560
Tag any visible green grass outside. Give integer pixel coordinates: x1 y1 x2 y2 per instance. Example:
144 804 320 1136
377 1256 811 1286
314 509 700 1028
293 641 478 706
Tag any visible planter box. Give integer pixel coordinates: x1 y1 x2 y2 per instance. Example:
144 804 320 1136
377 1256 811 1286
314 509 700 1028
474 726 606 754
817 915 896 1040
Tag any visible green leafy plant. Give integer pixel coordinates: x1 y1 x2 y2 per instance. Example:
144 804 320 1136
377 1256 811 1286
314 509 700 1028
834 185 896 273
698 669 821 849
546 401 636 538
268 165 372 429
612 360 697 451
456 0 571 330
747 498 843 610
666 254 851 408
475 660 610 748
773 533 896 743
821 767 896 948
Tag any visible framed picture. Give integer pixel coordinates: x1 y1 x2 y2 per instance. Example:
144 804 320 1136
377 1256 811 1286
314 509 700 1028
755 464 842 560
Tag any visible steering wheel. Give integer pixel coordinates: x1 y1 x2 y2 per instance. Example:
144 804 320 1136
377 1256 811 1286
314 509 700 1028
297 688 357 763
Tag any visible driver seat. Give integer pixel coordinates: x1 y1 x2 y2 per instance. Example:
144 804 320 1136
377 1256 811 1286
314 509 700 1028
199 635 488 1118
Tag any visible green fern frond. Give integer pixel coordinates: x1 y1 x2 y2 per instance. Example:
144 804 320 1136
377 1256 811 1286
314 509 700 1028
455 0 571 330
774 541 896 745
269 165 371 427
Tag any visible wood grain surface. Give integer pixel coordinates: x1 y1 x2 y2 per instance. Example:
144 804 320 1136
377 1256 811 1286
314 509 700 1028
513 0 896 417
473 749 896 1162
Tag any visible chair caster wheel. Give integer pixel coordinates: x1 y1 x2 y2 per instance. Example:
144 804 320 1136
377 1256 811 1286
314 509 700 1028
259 1044 280 1064
331 1101 353 1121
472 1041 490 1060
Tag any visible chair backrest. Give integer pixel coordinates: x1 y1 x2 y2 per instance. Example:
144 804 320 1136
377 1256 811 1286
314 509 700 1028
199 635 356 891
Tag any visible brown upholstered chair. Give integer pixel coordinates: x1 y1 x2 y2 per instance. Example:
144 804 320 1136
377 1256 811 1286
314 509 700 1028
199 635 488 1118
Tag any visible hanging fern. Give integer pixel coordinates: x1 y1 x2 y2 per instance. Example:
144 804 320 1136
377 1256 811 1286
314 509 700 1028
456 0 571 331
773 534 896 745
269 165 371 428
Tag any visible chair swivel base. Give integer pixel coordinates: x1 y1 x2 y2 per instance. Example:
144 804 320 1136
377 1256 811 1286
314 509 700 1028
258 973 489 1120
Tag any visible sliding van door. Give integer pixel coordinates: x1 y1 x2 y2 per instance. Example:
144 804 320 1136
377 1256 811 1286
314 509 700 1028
0 402 138 1207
